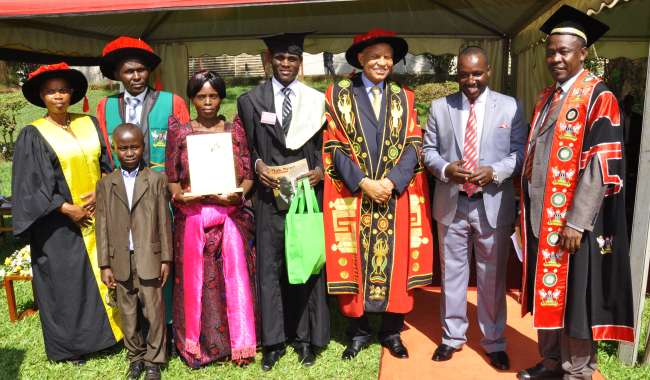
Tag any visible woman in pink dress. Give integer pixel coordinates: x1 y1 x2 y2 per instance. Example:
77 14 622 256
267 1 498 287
166 70 259 368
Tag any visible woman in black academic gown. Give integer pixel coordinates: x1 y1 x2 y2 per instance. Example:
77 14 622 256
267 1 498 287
12 63 122 363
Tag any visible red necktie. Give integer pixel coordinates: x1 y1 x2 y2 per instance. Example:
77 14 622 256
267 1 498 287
523 88 563 180
462 102 479 196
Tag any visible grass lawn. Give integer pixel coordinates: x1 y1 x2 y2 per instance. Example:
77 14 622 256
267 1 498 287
0 260 381 379
598 300 650 379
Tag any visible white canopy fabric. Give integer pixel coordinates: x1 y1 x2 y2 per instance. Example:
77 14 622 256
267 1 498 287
0 0 647 109
513 0 649 117
0 0 551 97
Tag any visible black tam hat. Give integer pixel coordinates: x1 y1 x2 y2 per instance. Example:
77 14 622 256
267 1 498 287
261 32 312 55
540 5 609 47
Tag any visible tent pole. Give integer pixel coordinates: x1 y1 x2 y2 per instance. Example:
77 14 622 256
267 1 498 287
618 41 650 366
501 37 511 94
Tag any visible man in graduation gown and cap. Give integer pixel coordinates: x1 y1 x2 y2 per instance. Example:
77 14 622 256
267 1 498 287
322 28 433 360
517 6 634 380
237 32 330 371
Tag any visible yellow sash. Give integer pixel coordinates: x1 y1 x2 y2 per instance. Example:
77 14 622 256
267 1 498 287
33 114 123 341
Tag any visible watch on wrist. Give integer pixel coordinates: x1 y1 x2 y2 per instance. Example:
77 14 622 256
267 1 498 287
492 172 499 184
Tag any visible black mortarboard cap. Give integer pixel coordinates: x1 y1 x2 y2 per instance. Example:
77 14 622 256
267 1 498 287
261 32 312 55
540 5 609 47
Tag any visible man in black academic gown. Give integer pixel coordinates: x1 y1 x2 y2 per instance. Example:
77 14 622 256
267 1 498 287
237 33 330 371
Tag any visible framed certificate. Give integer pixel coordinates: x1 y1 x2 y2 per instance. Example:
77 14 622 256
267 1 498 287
185 132 242 196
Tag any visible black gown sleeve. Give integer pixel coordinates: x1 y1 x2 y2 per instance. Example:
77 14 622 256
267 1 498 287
90 115 114 174
310 125 325 170
237 95 261 165
11 126 69 237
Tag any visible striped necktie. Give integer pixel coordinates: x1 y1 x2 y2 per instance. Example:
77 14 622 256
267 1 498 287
281 87 292 135
462 101 479 196
125 96 141 124
523 87 563 180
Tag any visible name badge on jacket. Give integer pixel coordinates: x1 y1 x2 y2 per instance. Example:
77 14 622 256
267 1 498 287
261 111 276 125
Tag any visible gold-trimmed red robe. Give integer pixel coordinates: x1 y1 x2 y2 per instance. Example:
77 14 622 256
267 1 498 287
323 76 434 317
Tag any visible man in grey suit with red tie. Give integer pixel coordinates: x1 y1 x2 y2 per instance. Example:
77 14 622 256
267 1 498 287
422 46 526 370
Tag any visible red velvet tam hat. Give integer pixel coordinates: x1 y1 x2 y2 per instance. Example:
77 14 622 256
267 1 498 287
345 28 408 69
21 62 88 108
100 36 161 80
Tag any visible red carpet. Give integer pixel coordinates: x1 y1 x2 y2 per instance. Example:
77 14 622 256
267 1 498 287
379 287 604 380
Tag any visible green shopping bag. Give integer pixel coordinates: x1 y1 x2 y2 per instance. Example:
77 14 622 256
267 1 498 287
285 178 326 284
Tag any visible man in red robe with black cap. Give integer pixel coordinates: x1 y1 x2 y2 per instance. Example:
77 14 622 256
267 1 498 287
322 28 433 360
237 32 330 371
517 6 634 380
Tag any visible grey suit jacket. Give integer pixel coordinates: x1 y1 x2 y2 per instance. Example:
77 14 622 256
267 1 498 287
422 89 526 228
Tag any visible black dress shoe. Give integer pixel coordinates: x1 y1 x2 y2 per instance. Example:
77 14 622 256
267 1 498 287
69 358 86 366
381 336 409 359
486 351 510 370
431 344 458 361
143 364 161 380
126 361 145 380
261 347 286 371
341 339 370 360
294 345 316 367
516 362 564 379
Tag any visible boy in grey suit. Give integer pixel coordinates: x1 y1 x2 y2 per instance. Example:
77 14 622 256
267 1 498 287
422 46 526 370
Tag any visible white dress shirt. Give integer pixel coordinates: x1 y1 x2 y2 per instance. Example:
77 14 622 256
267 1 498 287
271 76 298 126
254 77 301 173
440 88 490 182
121 167 139 250
124 88 148 125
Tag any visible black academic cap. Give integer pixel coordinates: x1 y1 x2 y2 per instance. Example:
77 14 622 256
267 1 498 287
261 32 313 55
540 5 609 47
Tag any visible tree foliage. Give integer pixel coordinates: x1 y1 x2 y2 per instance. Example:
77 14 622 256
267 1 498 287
0 93 27 160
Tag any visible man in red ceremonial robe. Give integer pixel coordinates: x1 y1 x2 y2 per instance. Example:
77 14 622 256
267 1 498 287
96 36 189 169
322 28 434 360
517 6 634 380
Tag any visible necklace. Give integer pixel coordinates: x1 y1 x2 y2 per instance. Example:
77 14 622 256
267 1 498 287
47 114 71 130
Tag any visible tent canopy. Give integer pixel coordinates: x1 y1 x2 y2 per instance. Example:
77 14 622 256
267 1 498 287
0 0 647 105
0 0 311 17
0 0 548 56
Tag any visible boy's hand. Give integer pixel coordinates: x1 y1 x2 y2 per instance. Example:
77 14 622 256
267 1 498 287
101 268 116 289
160 263 170 286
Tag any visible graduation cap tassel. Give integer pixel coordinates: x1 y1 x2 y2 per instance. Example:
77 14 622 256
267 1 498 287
83 96 89 113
